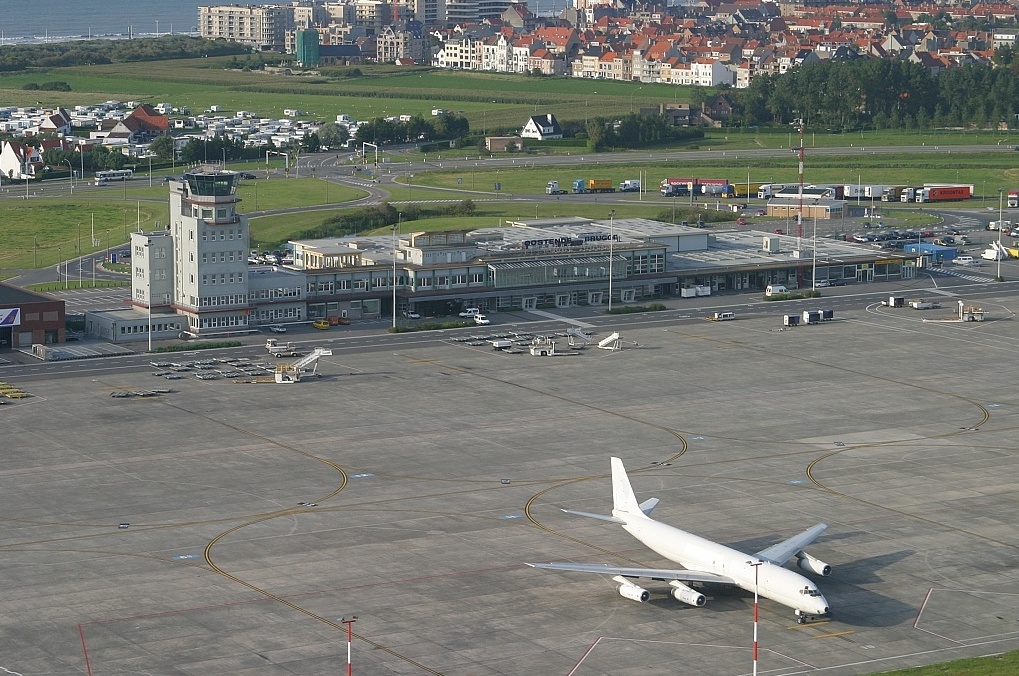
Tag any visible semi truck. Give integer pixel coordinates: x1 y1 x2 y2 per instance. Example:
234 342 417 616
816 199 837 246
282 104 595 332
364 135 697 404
619 179 641 192
572 178 615 194
661 178 696 197
881 186 907 202
900 187 923 202
660 177 730 197
1008 190 1019 208
916 185 972 203
723 182 763 198
545 181 567 195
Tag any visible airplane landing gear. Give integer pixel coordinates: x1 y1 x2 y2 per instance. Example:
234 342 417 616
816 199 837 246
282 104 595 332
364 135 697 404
795 609 828 625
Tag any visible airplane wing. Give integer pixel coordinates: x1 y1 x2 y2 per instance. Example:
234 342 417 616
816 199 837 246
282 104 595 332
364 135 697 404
525 562 736 584
753 523 828 566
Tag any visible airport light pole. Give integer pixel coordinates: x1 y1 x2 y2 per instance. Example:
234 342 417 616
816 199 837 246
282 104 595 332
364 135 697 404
607 210 616 311
145 241 152 352
392 214 400 329
998 188 1004 280
340 616 357 676
64 159 74 194
747 560 763 676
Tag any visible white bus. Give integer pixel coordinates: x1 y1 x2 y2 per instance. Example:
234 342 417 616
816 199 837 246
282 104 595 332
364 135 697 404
94 169 134 185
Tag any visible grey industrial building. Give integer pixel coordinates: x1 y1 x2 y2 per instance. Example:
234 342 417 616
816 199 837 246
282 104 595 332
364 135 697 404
85 168 921 344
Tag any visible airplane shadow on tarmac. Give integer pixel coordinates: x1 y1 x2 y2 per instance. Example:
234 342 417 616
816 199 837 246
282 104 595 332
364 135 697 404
821 550 919 628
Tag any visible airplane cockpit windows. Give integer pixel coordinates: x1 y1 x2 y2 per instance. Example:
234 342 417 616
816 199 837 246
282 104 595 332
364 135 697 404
799 586 822 597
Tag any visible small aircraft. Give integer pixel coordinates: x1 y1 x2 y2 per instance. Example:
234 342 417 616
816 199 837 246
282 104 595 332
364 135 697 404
527 457 831 623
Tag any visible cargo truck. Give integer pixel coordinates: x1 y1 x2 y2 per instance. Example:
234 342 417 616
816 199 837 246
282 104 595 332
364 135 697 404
900 187 922 202
916 185 972 203
573 178 615 194
619 179 641 192
882 186 907 202
724 182 763 198
1008 190 1019 208
661 178 695 197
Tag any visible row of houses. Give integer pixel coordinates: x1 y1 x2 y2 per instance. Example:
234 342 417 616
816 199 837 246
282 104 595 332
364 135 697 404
198 1 1019 87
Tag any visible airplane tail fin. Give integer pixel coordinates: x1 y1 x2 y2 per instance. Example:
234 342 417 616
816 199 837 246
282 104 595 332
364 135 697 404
611 457 645 518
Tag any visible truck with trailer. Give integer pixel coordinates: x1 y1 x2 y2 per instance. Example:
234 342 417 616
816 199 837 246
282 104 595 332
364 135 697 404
723 182 763 198
882 186 907 202
661 177 696 197
1008 190 1019 208
660 177 730 197
757 184 786 199
698 178 730 196
900 187 923 202
545 181 567 195
844 184 889 199
916 185 972 203
573 178 615 194
619 179 641 192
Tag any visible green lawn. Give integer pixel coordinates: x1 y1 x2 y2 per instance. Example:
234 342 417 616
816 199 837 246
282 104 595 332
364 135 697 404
0 199 164 269
875 650 1019 675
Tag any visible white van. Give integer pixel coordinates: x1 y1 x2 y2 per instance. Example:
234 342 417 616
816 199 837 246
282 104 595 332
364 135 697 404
765 285 789 296
953 256 977 266
712 311 736 321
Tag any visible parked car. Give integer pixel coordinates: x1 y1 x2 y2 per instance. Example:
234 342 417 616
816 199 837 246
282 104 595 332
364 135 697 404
239 172 257 180
312 319 331 329
403 310 421 319
268 325 287 333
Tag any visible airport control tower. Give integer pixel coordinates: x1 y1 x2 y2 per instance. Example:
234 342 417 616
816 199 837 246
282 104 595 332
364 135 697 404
168 167 251 337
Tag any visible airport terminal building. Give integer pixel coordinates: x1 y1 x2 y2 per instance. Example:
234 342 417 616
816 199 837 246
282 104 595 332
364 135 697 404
86 169 920 343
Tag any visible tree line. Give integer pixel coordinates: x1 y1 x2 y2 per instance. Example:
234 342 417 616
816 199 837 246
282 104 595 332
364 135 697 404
730 58 1019 131
0 36 248 72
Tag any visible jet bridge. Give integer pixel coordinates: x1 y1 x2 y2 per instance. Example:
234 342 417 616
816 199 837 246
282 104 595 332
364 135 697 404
274 347 333 383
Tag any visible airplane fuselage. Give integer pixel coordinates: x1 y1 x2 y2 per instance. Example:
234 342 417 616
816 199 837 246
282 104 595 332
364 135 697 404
622 515 830 617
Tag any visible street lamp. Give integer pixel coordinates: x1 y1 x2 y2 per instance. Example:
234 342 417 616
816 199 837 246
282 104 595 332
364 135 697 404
998 188 1005 280
392 214 401 329
64 158 74 194
607 210 616 311
629 86 642 113
747 560 763 676
144 241 152 352
57 246 61 283
340 616 358 676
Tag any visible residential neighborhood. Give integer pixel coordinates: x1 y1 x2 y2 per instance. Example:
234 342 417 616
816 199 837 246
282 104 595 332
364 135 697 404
197 1 1019 88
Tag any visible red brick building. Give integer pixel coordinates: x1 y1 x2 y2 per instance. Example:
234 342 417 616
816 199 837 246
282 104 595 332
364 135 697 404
0 284 66 350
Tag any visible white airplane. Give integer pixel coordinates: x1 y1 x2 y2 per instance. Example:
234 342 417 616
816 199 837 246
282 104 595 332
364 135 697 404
527 457 832 623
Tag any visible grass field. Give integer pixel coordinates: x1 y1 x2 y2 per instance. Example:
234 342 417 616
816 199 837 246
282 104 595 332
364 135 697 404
878 650 1019 675
3 58 1019 146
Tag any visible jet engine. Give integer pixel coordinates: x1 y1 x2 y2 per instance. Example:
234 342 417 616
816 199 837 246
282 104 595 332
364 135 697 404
612 575 649 603
796 552 832 576
669 580 706 607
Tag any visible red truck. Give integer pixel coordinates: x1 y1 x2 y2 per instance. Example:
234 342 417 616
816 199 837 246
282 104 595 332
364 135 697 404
916 185 972 203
